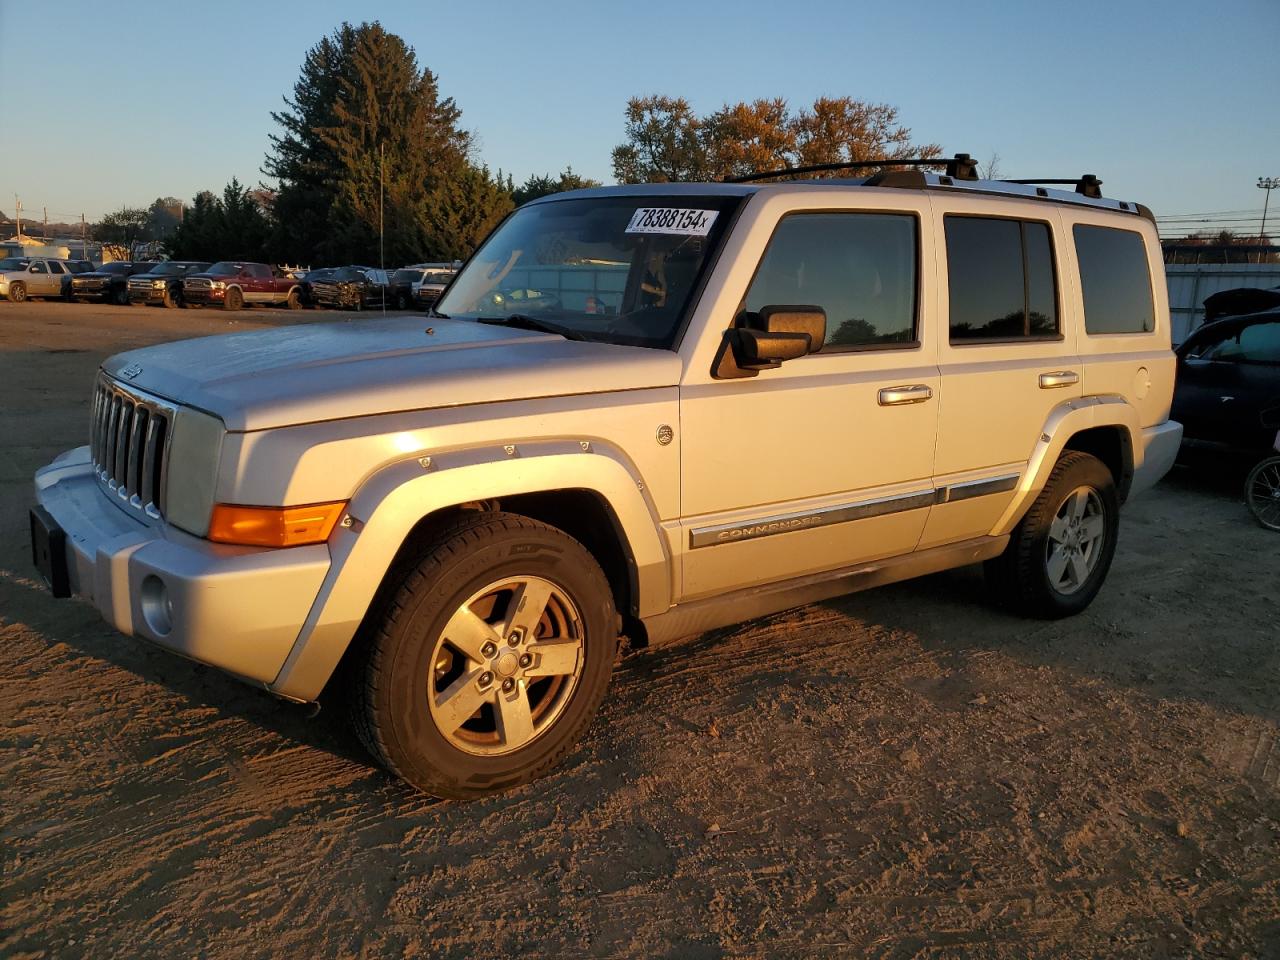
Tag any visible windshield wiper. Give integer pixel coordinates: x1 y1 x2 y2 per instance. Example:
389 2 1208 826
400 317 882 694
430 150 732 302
477 314 586 341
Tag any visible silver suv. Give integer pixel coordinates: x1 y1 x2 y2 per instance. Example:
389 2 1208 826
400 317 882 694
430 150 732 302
0 257 76 301
31 158 1182 798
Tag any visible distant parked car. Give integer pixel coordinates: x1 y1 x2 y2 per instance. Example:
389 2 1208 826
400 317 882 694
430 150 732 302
0 257 80 302
59 260 94 299
70 262 156 305
389 267 454 309
296 267 339 307
127 261 212 308
310 265 389 310
1202 286 1280 325
182 261 303 310
1173 308 1280 461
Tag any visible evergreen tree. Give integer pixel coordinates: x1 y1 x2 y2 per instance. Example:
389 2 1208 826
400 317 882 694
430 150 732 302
511 166 601 206
265 22 508 265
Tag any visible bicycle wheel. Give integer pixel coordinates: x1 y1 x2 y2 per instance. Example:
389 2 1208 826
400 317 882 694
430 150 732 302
1244 455 1280 531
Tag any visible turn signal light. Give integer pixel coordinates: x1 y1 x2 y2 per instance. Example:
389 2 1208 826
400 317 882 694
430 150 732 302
208 501 347 547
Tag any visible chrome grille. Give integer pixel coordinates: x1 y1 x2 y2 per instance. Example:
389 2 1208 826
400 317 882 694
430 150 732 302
184 277 211 290
89 376 176 519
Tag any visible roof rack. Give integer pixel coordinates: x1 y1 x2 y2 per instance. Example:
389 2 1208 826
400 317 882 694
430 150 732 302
725 152 980 184
1003 174 1104 200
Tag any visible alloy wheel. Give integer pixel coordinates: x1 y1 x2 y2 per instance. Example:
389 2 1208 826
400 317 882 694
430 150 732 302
1045 485 1106 595
427 575 585 756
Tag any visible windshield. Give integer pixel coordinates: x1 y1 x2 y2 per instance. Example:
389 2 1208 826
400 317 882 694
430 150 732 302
0 258 29 270
146 262 186 276
423 271 454 285
393 269 423 283
436 195 741 349
100 262 133 274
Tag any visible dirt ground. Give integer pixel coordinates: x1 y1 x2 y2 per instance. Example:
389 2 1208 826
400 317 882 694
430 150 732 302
1 301 1277 959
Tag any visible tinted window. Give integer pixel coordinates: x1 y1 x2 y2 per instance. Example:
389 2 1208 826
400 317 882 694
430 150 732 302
1074 225 1155 334
48 261 65 274
1198 321 1280 364
0 258 29 270
30 262 47 273
744 213 918 349
946 217 1059 341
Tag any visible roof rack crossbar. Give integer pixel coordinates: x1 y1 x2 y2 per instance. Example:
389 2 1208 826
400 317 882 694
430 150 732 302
726 152 979 184
1003 174 1104 200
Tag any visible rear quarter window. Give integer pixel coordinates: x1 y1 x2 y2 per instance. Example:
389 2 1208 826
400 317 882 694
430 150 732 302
1074 225 1155 334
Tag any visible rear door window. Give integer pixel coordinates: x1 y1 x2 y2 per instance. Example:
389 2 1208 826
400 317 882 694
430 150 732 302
1073 225 1155 334
945 216 1059 341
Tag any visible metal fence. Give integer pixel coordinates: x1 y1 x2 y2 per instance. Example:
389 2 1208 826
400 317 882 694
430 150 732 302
1165 261 1280 343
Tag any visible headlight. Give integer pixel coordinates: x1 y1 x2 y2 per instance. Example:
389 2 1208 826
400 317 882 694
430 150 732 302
152 280 165 288
211 280 226 290
164 407 225 537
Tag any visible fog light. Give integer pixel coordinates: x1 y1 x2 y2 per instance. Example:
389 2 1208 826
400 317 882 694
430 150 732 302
140 574 173 636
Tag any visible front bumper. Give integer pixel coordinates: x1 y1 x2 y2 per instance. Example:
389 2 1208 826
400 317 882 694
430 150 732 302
183 286 225 303
71 284 113 299
1130 420 1183 498
129 287 168 304
34 447 331 691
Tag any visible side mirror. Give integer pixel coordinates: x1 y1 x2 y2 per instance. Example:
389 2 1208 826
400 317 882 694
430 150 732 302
720 305 826 375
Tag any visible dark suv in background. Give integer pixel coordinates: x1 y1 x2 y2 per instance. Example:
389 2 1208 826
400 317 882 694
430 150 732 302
127 261 211 308
70 262 156 305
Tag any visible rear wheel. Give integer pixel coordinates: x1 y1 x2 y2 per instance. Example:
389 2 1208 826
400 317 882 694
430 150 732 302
285 287 302 310
8 282 26 302
396 291 410 310
985 451 1119 618
113 286 130 306
351 512 618 799
223 287 243 311
1245 455 1280 531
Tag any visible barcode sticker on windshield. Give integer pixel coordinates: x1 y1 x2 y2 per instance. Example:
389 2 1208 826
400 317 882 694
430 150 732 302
625 208 718 236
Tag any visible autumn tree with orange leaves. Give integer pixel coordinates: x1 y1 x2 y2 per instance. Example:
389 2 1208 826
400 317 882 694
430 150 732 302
612 95 940 183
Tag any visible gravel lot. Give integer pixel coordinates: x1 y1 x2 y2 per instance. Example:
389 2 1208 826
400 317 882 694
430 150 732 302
2 300 1278 959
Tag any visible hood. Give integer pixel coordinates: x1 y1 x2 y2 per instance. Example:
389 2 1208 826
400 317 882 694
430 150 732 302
102 316 682 431
76 271 121 281
185 271 232 281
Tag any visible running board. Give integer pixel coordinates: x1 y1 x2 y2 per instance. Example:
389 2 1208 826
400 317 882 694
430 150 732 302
640 535 1009 646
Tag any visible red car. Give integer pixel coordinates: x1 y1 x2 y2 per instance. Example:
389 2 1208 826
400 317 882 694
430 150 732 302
182 261 303 310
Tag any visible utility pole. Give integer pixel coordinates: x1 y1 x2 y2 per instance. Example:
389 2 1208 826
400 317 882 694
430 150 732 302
13 195 21 240
43 206 48 236
81 213 86 252
1258 177 1278 266
379 141 386 313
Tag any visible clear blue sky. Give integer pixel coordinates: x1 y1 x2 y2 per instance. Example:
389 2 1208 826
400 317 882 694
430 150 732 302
1 0 1277 232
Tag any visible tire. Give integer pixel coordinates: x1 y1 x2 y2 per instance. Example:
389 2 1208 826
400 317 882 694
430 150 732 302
161 287 175 309
223 287 243 311
1245 455 1280 531
984 451 1119 619
113 286 130 306
351 511 619 799
396 292 410 310
9 282 27 303
285 287 302 310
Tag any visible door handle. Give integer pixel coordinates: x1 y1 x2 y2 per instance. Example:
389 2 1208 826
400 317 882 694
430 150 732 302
878 384 933 406
1038 370 1080 389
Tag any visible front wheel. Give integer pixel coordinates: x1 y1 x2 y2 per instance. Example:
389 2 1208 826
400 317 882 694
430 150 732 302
985 451 1119 619
8 282 27 302
351 512 618 799
223 287 243 311
1245 455 1280 531
396 292 410 310
113 286 130 306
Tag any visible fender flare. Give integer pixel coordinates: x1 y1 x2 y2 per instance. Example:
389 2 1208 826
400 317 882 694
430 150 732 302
269 438 671 701
991 395 1141 537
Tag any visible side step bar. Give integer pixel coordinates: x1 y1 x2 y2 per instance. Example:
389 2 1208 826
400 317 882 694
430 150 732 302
640 535 1009 647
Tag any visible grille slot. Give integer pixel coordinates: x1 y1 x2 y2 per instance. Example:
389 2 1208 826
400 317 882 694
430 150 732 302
89 376 175 519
